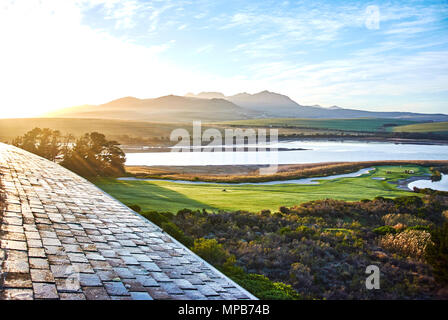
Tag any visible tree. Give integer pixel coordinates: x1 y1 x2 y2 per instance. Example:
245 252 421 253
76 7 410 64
61 132 125 177
13 128 126 177
426 223 448 286
12 127 62 161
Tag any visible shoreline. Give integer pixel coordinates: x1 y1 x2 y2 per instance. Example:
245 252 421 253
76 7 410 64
122 146 309 153
120 137 448 153
125 160 448 183
118 167 375 186
389 175 432 191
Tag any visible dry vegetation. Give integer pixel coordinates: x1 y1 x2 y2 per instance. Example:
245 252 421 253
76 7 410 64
141 194 448 299
380 230 431 261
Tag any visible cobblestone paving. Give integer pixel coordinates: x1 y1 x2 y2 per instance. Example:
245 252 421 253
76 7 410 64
0 143 256 300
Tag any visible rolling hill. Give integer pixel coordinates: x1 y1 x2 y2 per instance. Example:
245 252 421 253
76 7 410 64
0 118 182 143
45 90 448 122
393 121 448 133
218 118 417 132
47 95 258 122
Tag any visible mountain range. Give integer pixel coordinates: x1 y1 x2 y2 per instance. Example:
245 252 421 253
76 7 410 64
46 90 448 122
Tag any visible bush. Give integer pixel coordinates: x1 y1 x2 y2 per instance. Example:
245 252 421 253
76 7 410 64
235 274 302 300
426 223 448 285
380 230 431 260
143 211 170 226
393 196 424 208
289 262 313 288
222 257 301 300
161 221 194 247
279 206 290 214
192 238 228 266
382 213 431 228
373 225 397 235
128 204 141 213
406 225 431 232
278 226 292 235
295 225 314 237
139 192 448 299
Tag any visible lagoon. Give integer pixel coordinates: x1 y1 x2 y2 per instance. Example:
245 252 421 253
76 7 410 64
118 167 375 186
125 140 448 166
408 174 448 191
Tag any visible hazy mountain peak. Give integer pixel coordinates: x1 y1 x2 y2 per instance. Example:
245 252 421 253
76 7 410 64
99 96 143 108
45 90 448 123
185 92 225 99
105 96 141 103
231 92 251 98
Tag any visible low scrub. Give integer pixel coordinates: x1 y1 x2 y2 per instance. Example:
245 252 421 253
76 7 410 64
382 213 431 228
134 194 448 299
379 230 432 260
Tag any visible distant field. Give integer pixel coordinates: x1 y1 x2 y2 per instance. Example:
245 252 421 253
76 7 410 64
0 118 184 143
393 121 448 133
1 117 442 145
94 165 423 212
217 118 416 132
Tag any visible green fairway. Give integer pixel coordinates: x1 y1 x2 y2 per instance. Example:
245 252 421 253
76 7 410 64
94 165 426 213
393 121 448 134
217 118 415 132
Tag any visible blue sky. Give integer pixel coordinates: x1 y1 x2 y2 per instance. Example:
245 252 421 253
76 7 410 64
0 0 447 117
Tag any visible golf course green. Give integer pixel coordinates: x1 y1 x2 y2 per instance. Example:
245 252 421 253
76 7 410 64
94 165 427 213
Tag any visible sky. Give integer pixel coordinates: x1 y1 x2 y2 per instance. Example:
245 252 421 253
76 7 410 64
0 0 447 118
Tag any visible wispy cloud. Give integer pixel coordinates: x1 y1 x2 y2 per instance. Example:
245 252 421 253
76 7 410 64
196 44 214 54
1 0 447 116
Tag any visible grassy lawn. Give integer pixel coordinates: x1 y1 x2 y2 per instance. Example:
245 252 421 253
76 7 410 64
393 121 448 133
217 118 415 132
94 165 426 213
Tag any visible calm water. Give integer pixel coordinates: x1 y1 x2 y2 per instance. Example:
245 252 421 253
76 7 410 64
408 174 448 191
118 167 375 185
125 140 448 166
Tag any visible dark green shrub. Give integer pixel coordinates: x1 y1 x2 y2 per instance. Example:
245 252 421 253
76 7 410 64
406 225 431 232
373 225 397 235
295 225 314 236
279 206 290 214
394 196 423 208
128 204 141 213
221 257 301 300
426 223 448 285
143 211 170 226
278 226 292 235
178 208 193 215
161 221 194 247
192 238 228 266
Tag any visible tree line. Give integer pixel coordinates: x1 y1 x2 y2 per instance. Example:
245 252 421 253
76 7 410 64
12 128 125 177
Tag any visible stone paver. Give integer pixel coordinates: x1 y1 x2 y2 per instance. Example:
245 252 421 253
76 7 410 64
0 143 256 300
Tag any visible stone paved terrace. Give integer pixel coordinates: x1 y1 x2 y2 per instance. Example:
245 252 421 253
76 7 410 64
0 143 256 300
